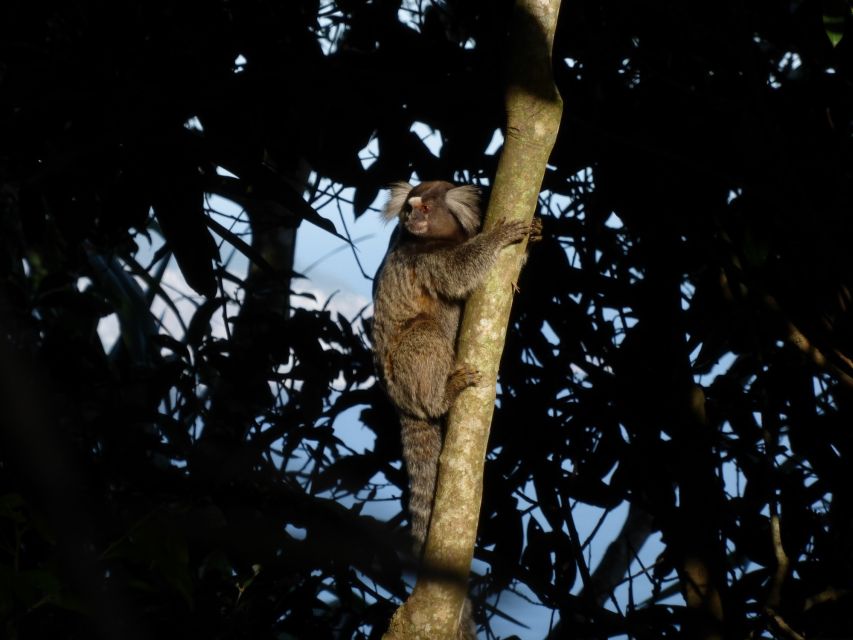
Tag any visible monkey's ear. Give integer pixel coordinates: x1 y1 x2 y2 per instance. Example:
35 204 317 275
382 181 414 222
445 185 481 235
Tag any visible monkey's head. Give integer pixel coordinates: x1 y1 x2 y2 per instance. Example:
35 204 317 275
382 181 481 241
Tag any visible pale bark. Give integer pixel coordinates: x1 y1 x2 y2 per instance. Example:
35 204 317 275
384 0 563 637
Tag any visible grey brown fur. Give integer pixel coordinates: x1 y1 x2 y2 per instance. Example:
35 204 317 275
371 180 533 639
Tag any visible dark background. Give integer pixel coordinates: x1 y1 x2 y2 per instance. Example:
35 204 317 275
2 1 853 638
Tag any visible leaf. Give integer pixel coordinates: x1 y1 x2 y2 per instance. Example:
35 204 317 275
551 530 577 594
122 252 189 335
0 493 26 524
209 173 344 240
353 183 380 217
205 215 285 279
107 514 194 607
84 244 160 365
17 569 61 604
564 474 623 509
186 297 227 347
153 192 218 297
521 517 555 605
823 0 848 46
313 454 378 493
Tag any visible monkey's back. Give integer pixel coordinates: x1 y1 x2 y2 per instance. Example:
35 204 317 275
371 242 462 395
371 240 464 554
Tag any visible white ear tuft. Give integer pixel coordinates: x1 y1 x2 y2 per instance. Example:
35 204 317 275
445 185 481 235
382 181 414 222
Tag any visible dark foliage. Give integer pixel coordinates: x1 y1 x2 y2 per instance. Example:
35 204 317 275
2 1 853 639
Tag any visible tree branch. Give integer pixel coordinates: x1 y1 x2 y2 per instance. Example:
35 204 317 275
383 0 563 637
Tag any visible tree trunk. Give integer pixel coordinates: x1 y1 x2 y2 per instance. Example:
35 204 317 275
383 1 563 637
194 160 307 483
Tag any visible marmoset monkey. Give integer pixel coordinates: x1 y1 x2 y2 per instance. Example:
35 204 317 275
372 180 535 636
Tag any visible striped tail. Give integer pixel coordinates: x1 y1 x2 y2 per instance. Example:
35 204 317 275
399 414 442 555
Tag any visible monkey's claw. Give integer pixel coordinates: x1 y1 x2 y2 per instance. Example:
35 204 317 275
496 217 544 246
497 219 533 245
449 364 482 392
529 217 543 243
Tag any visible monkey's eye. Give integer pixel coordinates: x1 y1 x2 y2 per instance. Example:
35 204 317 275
421 204 431 213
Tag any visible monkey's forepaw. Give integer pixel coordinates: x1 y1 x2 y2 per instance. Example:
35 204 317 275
496 218 535 246
528 217 543 243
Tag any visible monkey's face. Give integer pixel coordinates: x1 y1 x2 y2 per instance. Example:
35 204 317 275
403 193 463 241
403 196 431 236
383 180 480 242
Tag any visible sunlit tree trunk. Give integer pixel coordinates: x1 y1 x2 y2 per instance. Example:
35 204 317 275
383 0 563 637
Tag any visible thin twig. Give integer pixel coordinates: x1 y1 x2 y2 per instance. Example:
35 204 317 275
804 587 848 611
764 294 853 389
765 607 806 640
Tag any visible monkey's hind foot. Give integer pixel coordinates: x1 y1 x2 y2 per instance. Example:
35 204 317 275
446 364 482 402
